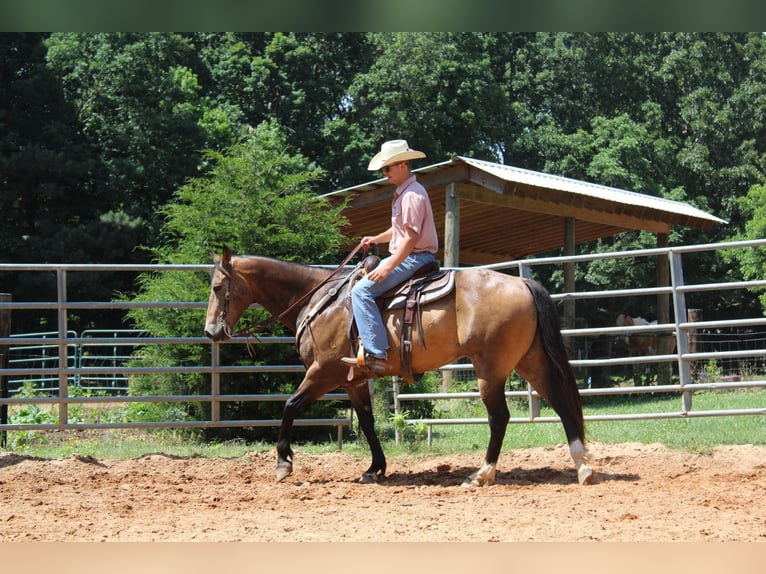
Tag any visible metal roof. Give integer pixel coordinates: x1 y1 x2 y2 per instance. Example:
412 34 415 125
322 156 726 265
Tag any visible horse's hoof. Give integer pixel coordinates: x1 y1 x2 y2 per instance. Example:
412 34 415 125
358 471 380 484
461 477 479 488
461 472 489 488
578 464 595 485
462 463 496 488
276 462 293 482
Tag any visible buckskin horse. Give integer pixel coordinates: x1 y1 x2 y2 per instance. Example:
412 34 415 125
204 246 594 486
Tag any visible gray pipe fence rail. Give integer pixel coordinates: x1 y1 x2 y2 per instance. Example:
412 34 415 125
0 261 353 447
391 238 766 444
1 239 765 448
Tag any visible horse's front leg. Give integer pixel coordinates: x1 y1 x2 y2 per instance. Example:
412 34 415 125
347 380 386 483
276 394 299 481
276 369 333 482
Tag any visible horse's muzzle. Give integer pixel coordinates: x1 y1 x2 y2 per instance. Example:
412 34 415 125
204 321 230 342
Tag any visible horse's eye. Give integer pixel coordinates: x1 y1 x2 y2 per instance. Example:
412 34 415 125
213 284 223 293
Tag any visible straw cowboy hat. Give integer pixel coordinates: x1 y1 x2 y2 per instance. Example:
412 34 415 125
368 139 426 171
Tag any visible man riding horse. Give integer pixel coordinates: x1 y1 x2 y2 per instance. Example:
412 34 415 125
341 139 438 374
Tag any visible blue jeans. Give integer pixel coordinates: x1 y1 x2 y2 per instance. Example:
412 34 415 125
350 251 436 358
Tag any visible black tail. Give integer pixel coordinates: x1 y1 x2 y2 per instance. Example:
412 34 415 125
523 278 585 441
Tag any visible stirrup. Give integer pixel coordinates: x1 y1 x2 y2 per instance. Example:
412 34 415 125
341 347 387 372
340 343 367 367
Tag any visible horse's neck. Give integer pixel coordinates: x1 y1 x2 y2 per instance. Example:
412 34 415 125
236 256 331 326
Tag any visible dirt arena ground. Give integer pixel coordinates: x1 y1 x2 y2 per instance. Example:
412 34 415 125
0 441 764 543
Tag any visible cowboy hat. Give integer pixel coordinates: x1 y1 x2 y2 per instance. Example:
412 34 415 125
368 139 426 171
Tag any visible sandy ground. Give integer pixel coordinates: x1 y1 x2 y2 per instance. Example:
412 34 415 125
0 441 764 543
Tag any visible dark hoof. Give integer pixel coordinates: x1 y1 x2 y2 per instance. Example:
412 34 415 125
358 471 383 484
276 461 293 482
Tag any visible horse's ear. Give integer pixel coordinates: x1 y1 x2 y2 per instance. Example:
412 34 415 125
221 245 232 265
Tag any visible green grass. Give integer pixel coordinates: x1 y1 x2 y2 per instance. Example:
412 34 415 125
376 388 765 456
2 389 763 460
581 389 766 451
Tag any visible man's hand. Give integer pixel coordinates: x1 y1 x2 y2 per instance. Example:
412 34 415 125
366 259 395 283
360 236 376 249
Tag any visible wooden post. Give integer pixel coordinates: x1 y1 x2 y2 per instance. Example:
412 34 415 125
441 183 459 390
563 218 576 350
656 233 672 385
0 293 11 448
443 182 460 269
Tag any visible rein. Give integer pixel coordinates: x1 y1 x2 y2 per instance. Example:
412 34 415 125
218 242 366 344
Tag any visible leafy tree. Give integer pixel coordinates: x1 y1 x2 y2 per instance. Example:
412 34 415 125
125 120 349 438
5 31 766 338
191 32 374 190
732 184 766 314
340 32 507 182
44 33 233 243
0 33 144 331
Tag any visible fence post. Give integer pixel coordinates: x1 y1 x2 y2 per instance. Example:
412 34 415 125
56 269 69 428
210 342 221 423
656 235 673 385
392 376 401 445
669 251 693 413
0 293 11 447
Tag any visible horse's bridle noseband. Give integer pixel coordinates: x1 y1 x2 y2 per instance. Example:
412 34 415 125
212 258 234 337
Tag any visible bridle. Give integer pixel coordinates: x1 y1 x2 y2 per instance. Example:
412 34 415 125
212 257 235 338
212 242 367 342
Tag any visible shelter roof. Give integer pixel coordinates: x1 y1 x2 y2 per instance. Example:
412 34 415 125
322 156 726 265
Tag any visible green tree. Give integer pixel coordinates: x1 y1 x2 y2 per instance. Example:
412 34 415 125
6 31 766 335
0 33 145 331
125 120 348 437
733 184 766 313
192 32 374 189
339 32 507 183
44 33 221 242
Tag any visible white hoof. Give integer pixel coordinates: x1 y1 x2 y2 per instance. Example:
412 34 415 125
461 474 482 488
577 464 595 485
462 463 496 487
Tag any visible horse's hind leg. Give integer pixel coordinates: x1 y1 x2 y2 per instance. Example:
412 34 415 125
463 375 509 487
346 382 387 483
516 342 594 485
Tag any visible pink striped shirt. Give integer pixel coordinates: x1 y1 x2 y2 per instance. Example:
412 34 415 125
389 175 438 255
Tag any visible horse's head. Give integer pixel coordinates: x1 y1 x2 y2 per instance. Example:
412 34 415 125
204 246 251 341
616 313 635 327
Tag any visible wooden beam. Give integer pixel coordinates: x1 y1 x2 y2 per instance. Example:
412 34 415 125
345 187 395 209
457 183 672 234
418 163 471 190
656 232 672 385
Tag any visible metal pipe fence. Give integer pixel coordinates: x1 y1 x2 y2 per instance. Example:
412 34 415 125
1 239 765 448
0 262 353 446
392 239 766 443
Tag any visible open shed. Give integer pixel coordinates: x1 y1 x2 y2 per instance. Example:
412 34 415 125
323 156 725 344
322 156 726 267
